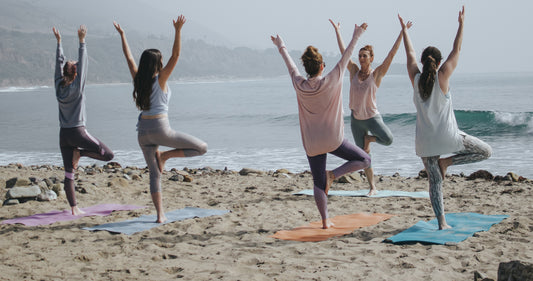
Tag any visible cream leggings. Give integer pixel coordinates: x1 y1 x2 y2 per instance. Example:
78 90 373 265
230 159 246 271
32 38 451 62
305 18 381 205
137 117 207 193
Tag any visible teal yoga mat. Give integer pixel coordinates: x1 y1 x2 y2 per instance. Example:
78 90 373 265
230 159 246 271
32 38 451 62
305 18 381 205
294 189 429 198
386 213 508 245
84 207 229 235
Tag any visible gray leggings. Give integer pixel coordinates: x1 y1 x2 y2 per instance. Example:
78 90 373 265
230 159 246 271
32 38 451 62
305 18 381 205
422 133 492 217
137 117 207 193
350 113 393 167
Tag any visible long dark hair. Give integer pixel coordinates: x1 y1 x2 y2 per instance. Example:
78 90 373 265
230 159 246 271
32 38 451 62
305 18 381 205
418 46 442 101
133 49 163 110
301 46 323 78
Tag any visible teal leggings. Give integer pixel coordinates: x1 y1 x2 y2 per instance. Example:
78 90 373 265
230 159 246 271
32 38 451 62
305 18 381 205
350 113 393 167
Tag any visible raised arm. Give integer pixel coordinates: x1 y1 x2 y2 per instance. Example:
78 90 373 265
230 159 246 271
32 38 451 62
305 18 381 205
438 6 465 93
53 27 65 83
77 25 88 89
270 35 300 78
329 19 358 74
399 14 418 86
158 14 186 87
337 23 367 72
113 21 137 79
373 23 411 87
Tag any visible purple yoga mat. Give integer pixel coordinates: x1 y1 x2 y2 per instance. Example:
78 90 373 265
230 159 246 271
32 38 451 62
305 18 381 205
1 204 146 226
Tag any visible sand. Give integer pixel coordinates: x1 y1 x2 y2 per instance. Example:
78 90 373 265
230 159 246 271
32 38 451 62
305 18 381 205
0 163 531 280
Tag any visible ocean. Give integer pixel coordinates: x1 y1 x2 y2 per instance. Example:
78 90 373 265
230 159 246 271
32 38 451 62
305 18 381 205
1 72 532 178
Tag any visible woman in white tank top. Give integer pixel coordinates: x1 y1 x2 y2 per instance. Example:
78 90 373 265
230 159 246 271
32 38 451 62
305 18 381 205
400 7 491 230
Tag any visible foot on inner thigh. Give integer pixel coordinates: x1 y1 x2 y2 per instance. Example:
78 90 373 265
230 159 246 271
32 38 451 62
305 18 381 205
72 148 81 170
363 135 374 154
325 171 335 195
438 158 449 180
155 150 165 173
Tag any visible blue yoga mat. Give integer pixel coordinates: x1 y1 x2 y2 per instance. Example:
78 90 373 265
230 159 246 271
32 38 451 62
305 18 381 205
294 189 429 198
84 207 229 235
386 213 508 245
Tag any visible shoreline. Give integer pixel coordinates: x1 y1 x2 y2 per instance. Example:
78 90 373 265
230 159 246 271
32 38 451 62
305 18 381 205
0 163 532 280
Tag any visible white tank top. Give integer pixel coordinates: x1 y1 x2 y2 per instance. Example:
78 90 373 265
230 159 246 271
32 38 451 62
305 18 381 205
413 73 464 157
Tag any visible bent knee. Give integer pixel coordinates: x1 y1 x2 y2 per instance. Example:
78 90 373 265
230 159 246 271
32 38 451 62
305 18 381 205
482 145 492 159
197 142 208 155
363 156 371 169
104 152 115 162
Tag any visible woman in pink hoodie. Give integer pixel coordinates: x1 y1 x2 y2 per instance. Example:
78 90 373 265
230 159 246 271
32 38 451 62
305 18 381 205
271 23 370 229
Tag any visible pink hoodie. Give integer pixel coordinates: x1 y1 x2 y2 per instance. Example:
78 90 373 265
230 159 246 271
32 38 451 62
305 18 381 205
276 27 363 156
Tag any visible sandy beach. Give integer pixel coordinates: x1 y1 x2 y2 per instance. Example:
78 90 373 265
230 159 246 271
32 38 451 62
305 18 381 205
0 163 531 280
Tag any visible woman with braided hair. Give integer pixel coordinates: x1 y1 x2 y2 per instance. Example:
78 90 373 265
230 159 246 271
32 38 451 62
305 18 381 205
399 6 491 229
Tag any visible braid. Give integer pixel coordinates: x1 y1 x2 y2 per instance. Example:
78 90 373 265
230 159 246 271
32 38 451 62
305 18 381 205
418 47 442 101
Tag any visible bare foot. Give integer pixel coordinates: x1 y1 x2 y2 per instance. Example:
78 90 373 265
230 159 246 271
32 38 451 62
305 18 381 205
366 188 378 196
156 214 167 223
155 150 164 173
363 135 375 154
439 224 452 230
438 158 448 180
71 206 85 216
325 171 335 195
72 148 81 170
322 218 335 229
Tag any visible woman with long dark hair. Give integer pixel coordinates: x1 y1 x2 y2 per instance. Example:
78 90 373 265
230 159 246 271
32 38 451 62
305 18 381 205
53 25 114 215
114 14 207 223
271 23 371 229
400 7 491 229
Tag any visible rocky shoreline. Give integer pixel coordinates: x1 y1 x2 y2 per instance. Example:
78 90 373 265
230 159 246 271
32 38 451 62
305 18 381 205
0 162 532 280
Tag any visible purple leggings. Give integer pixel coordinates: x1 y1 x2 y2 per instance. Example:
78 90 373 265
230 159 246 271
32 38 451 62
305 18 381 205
60 126 114 206
307 139 371 220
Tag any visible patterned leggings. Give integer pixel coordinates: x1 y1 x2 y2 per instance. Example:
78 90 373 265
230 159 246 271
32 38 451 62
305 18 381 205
422 133 492 217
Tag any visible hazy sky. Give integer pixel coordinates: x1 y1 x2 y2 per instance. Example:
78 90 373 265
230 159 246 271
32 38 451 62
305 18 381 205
156 0 531 74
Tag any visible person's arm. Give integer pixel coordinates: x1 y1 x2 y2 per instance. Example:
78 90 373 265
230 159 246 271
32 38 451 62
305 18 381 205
398 14 419 87
270 35 300 78
77 25 88 89
337 23 367 71
113 21 137 79
329 19 358 75
438 6 465 94
158 14 186 89
53 27 64 84
373 25 411 87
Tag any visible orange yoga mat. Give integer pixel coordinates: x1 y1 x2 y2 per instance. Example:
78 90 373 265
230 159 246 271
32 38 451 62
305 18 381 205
271 213 394 242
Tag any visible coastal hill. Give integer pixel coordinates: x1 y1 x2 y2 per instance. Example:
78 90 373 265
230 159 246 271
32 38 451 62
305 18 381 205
0 1 406 87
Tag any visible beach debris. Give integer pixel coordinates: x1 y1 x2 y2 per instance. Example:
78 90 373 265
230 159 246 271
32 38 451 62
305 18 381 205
498 260 533 281
466 170 494 181
239 168 264 176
